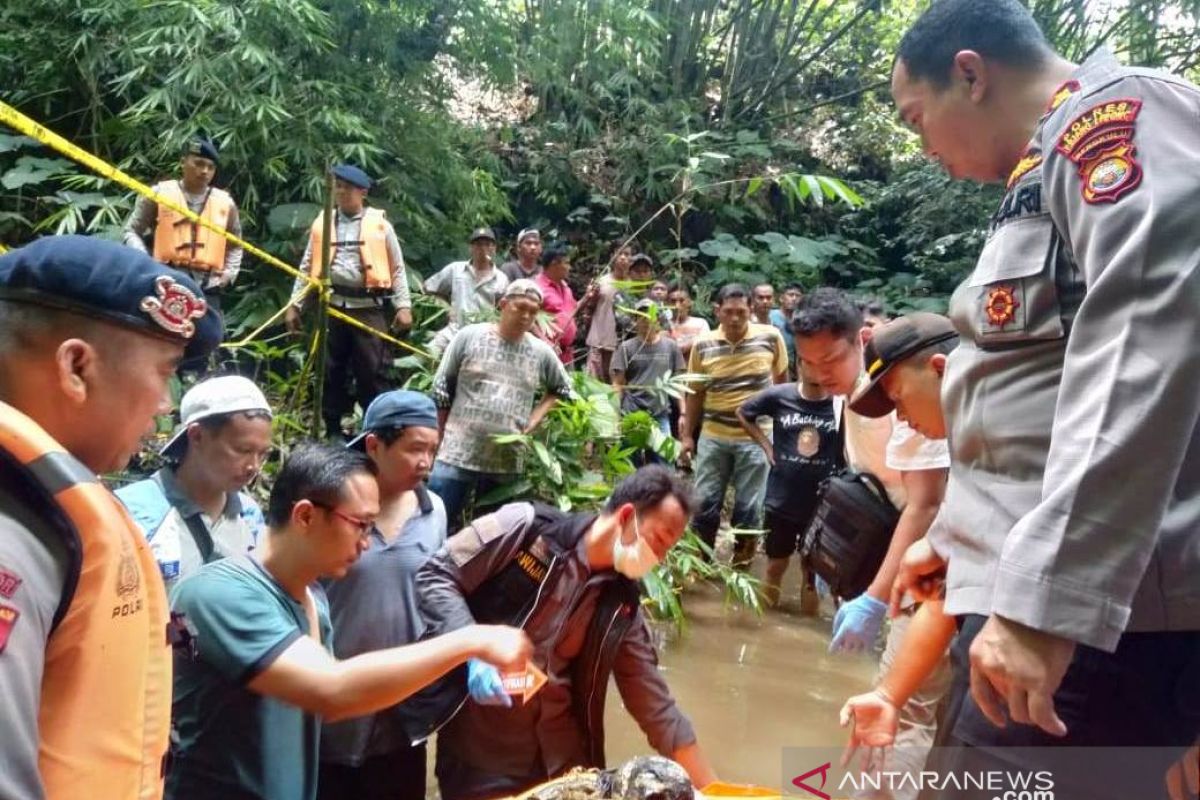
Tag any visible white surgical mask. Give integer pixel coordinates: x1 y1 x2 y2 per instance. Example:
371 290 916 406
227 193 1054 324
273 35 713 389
612 513 660 579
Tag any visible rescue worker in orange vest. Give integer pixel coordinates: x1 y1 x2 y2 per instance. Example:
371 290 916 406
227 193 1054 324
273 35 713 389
286 164 413 439
0 235 221 800
123 136 244 317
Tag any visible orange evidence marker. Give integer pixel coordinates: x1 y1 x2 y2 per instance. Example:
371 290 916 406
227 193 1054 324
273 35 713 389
499 662 548 703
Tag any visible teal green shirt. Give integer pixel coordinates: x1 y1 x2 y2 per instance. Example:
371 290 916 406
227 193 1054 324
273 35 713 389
167 556 333 800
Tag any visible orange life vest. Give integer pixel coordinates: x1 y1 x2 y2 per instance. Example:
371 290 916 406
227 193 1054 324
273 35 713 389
0 402 171 800
151 180 233 273
308 208 393 289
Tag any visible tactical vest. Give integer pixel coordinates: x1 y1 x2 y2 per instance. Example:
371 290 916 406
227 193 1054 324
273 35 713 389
402 504 641 767
307 208 393 289
0 402 172 800
152 180 233 273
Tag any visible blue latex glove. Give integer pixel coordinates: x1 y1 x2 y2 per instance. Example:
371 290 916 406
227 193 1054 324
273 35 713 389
466 658 512 707
829 593 887 654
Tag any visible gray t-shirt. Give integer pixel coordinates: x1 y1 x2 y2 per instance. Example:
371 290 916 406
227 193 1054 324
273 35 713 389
432 323 576 474
319 488 446 765
610 336 684 416
500 259 541 283
0 483 68 800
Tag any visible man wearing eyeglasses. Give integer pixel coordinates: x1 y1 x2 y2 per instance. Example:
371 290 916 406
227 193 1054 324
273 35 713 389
166 444 531 800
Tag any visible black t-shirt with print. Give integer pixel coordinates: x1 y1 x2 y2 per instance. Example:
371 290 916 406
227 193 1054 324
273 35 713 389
739 383 844 519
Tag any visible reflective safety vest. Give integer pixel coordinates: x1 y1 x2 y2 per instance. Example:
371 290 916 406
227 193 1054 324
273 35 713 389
151 180 233 273
308 208 393 290
0 402 171 800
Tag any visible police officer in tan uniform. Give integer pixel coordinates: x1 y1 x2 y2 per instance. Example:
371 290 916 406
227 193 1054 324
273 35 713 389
285 164 413 438
0 236 220 800
888 0 1200 792
124 136 244 316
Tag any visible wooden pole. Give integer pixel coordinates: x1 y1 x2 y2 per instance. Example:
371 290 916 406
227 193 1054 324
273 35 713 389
312 167 335 439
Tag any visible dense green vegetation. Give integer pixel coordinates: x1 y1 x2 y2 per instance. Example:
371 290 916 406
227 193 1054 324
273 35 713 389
5 0 1198 623
5 0 1198 321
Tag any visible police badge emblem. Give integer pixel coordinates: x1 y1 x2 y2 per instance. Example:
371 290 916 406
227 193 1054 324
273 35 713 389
139 275 207 338
984 285 1020 329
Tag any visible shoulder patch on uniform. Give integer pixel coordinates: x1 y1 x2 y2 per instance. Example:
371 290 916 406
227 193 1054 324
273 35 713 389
448 509 512 567
0 569 22 599
0 604 19 654
1056 99 1142 158
1046 80 1080 114
1006 152 1042 190
1055 99 1143 205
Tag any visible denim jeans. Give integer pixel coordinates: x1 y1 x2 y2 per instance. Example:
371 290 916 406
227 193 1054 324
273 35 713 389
691 435 769 554
428 461 512 534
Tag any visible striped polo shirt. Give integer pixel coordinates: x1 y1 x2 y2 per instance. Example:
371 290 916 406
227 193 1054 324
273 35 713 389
688 323 788 440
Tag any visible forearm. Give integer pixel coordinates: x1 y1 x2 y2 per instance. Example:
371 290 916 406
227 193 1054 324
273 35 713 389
735 410 771 454
322 627 479 721
672 742 717 789
525 395 559 433
221 206 244 281
877 601 955 706
123 195 156 247
866 501 940 601
683 392 704 439
437 408 450 439
388 233 412 308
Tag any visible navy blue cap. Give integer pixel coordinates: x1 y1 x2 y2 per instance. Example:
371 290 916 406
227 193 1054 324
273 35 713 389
331 164 372 190
0 235 222 360
183 137 219 163
347 390 438 450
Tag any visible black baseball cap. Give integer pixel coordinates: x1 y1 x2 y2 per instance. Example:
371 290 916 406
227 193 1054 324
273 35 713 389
469 226 496 243
849 312 958 418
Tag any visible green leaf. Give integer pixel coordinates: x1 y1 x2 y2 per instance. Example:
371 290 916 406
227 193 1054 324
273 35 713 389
745 176 763 197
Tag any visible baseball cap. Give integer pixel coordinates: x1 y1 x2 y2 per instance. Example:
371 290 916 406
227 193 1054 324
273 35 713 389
347 390 438 450
0 235 220 362
516 228 541 243
469 226 497 243
503 278 544 303
849 312 959 418
162 375 272 458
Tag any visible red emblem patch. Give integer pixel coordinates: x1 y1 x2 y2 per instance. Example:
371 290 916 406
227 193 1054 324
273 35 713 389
984 285 1020 329
0 604 20 654
1080 142 1142 204
0 569 21 599
139 275 207 338
1055 99 1144 205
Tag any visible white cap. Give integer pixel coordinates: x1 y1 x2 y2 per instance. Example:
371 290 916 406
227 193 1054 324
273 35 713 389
162 375 272 458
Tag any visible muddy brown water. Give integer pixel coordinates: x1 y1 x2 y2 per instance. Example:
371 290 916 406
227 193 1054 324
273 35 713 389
603 564 879 788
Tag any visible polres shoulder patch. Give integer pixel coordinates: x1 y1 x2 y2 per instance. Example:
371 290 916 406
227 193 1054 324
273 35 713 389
1055 98 1144 205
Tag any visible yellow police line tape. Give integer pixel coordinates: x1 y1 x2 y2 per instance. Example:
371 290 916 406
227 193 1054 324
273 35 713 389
0 100 430 359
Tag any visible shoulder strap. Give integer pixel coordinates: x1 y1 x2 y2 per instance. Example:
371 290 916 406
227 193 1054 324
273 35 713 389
115 479 173 540
182 513 217 564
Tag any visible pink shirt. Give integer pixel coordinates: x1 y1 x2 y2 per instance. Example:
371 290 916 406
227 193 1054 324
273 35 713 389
535 272 578 364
